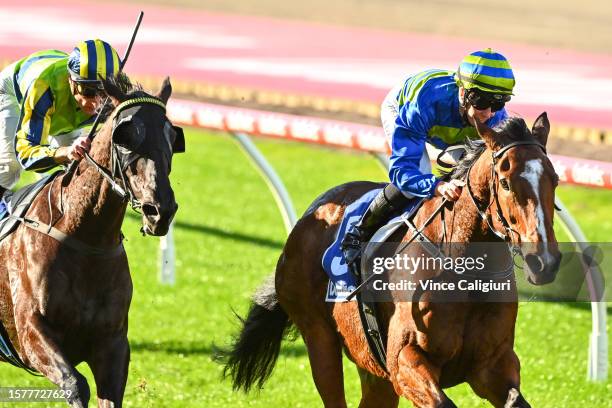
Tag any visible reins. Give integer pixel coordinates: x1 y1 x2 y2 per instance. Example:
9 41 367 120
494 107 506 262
346 140 547 300
79 97 167 211
17 97 167 257
466 140 546 243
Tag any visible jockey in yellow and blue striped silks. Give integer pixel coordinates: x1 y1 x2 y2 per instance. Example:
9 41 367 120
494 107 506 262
0 39 120 190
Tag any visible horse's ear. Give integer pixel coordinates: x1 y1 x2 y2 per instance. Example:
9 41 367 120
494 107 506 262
102 78 125 106
532 112 550 147
474 117 503 151
156 77 172 104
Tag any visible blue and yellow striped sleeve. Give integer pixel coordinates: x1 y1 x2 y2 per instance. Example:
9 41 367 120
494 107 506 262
14 79 59 172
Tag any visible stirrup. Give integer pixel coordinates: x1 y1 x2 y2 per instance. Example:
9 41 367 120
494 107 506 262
347 255 362 279
341 234 362 262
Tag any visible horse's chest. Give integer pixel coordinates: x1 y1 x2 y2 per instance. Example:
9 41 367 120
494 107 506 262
38 274 132 330
402 303 514 360
46 293 127 326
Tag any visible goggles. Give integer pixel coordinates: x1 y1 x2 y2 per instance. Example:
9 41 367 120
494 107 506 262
73 81 104 98
466 89 511 112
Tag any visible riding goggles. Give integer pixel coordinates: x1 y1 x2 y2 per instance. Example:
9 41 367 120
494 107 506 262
74 82 104 98
466 89 511 112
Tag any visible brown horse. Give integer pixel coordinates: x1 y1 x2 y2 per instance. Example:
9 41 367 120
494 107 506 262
223 113 561 407
0 76 182 407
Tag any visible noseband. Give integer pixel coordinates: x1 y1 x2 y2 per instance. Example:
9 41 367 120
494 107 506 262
465 140 546 243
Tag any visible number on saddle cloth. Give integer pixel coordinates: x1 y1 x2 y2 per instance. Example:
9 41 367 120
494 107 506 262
322 188 422 302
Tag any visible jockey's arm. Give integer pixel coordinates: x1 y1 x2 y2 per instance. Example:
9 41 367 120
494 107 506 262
389 128 440 198
14 81 61 173
388 94 440 198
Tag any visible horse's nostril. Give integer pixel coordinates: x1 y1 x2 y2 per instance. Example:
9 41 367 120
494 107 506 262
142 203 160 220
525 254 544 274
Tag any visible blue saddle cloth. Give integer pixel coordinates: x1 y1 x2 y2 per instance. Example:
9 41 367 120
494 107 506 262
322 188 420 302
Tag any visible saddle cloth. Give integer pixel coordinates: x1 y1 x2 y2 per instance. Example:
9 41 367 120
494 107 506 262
0 171 61 243
322 187 421 302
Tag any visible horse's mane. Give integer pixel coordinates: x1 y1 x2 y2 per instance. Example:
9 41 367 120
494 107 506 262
97 73 145 122
443 116 532 181
86 73 147 167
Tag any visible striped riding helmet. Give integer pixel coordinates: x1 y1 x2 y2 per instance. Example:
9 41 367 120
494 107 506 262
455 48 515 95
67 39 120 85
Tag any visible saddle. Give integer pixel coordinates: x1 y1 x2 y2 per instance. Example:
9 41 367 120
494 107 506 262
0 171 61 374
0 171 62 243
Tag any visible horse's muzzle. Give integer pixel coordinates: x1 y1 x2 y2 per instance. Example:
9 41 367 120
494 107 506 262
141 201 178 236
524 249 562 285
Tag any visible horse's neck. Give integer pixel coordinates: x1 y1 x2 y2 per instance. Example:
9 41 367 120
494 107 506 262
419 154 495 243
56 131 126 246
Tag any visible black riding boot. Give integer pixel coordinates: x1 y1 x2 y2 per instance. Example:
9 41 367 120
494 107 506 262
341 184 411 272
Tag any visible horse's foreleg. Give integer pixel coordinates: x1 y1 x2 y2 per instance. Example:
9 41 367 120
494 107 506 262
394 345 456 408
467 348 530 408
357 367 399 408
299 321 347 408
88 334 130 408
19 313 90 407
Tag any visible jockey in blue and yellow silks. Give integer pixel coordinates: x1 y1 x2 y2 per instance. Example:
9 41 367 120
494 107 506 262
0 39 120 195
341 48 515 269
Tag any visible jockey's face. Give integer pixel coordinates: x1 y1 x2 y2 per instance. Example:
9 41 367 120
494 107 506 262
467 104 494 125
69 79 101 116
459 87 495 126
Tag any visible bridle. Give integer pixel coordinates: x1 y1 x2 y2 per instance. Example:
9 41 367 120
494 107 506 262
16 96 181 257
79 96 168 211
465 140 546 244
348 139 550 300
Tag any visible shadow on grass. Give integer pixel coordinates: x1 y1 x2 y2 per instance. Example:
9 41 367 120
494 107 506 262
126 213 284 250
130 339 307 357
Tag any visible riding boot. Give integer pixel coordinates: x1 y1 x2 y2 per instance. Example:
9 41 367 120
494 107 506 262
341 184 411 274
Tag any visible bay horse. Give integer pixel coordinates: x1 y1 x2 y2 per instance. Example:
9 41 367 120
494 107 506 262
0 76 183 407
223 113 561 407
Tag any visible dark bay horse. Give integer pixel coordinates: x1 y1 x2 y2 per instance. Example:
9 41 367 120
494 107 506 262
223 113 561 407
0 76 183 407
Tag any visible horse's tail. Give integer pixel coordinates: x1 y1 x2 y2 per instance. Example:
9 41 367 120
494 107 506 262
221 276 293 392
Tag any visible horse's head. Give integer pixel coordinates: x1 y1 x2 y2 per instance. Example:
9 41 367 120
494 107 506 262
103 77 184 236
473 113 561 285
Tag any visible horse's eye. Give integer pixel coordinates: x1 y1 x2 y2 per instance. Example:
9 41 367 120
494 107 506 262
499 178 510 191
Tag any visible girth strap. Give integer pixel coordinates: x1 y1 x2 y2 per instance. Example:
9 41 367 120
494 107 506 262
356 291 388 373
11 216 124 257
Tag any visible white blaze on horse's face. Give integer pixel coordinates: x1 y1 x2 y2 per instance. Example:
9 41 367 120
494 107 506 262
502 152 561 285
520 159 547 242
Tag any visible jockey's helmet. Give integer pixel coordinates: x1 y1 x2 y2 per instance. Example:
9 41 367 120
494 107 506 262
455 48 515 95
67 39 120 88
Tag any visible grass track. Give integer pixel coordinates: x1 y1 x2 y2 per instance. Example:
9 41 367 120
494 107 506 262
0 127 610 407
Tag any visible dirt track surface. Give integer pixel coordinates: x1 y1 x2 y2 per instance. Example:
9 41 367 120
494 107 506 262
120 0 612 55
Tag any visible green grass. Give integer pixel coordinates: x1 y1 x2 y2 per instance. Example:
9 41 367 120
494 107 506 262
1 128 611 407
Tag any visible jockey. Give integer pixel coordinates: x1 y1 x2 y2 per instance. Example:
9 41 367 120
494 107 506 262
0 39 120 198
341 48 515 269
